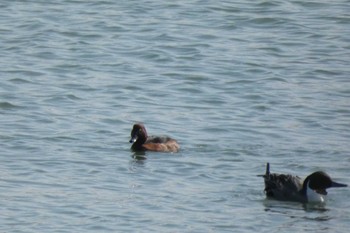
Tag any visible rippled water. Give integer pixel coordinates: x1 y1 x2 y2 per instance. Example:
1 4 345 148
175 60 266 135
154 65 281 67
1 0 350 232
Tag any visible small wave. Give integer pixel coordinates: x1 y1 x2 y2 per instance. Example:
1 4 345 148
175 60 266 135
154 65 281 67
8 78 33 84
0 102 20 109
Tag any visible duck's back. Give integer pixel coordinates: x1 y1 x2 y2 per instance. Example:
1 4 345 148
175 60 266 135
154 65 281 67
264 173 306 202
144 135 180 152
146 135 173 144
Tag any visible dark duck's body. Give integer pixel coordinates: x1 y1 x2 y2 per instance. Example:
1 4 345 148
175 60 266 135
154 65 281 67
129 123 180 153
262 163 347 203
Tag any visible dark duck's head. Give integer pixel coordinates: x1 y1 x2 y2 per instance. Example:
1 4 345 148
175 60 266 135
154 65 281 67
129 123 147 144
303 171 347 202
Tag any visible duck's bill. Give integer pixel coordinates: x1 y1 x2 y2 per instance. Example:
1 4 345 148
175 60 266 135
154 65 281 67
129 136 137 143
331 181 347 188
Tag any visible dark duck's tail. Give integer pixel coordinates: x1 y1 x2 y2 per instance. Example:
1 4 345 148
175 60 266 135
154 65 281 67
261 163 275 197
257 163 270 178
265 163 270 178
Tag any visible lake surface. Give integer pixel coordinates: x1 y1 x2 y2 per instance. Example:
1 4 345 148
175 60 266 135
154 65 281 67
1 0 349 232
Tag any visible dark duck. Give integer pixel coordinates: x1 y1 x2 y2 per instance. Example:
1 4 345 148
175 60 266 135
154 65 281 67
129 123 180 153
261 163 347 203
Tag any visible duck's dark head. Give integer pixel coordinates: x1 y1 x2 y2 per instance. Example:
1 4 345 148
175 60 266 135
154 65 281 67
129 123 148 144
305 171 347 196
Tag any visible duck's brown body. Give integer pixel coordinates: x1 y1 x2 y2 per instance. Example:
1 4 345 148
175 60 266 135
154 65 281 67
129 123 180 153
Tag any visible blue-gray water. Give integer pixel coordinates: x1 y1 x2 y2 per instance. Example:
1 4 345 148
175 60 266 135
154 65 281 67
1 0 350 232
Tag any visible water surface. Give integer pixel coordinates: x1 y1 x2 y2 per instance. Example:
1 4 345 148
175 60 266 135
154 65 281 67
1 0 349 232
